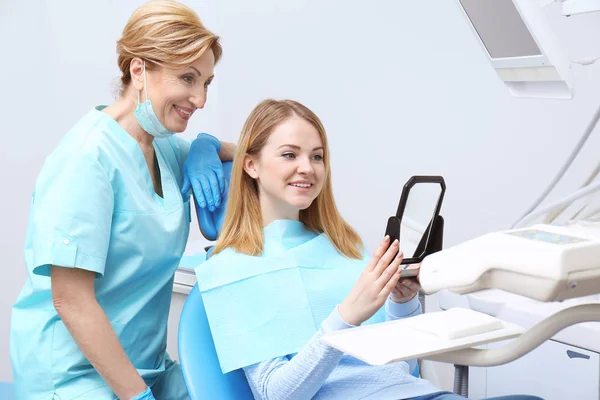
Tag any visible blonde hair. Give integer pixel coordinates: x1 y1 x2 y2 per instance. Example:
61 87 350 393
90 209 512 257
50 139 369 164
213 99 364 259
116 0 222 88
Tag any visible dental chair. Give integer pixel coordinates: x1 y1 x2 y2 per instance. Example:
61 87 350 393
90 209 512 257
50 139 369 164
0 382 15 400
178 161 254 399
178 282 254 399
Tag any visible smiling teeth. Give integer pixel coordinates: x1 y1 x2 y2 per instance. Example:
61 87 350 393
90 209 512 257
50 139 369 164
292 183 311 188
175 106 191 116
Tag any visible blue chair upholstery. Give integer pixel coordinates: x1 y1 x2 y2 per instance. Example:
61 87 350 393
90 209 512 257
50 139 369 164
180 160 253 398
178 283 254 400
412 362 420 378
0 382 15 400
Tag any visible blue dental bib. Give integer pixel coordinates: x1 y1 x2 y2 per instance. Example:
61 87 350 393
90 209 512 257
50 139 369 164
195 219 384 373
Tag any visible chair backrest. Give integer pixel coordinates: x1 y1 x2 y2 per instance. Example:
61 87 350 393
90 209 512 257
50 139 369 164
178 283 254 400
179 160 254 398
0 382 15 400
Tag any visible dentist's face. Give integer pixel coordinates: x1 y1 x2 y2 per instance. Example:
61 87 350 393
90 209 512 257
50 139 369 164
142 49 215 133
245 116 326 221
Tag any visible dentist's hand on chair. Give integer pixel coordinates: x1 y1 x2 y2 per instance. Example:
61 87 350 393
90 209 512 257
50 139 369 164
338 236 404 326
182 133 226 212
390 264 421 303
130 387 156 400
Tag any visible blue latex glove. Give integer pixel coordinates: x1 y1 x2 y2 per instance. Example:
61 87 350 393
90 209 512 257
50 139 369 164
130 387 156 400
182 133 225 212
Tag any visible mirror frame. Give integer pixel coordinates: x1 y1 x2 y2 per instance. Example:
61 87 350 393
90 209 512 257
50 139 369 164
391 175 446 264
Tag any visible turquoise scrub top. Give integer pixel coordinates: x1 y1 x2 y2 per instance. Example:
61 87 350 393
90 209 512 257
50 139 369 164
10 108 192 399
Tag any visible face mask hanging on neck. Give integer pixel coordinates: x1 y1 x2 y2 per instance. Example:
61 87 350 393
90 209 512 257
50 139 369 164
134 61 175 138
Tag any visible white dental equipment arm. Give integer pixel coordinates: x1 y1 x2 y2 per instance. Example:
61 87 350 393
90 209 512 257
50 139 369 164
419 222 600 302
425 303 600 366
418 221 600 368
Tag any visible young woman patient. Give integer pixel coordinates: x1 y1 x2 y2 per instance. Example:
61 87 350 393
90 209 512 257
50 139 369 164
195 99 542 400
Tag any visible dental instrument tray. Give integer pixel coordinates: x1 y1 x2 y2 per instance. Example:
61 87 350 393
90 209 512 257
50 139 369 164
321 307 524 366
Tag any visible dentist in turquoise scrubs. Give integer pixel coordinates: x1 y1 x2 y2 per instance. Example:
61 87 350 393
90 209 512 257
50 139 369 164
10 1 233 399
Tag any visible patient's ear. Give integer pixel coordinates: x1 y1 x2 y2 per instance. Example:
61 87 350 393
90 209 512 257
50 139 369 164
243 155 259 179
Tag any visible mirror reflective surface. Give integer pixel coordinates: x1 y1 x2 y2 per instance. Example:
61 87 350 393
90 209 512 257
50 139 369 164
400 182 443 260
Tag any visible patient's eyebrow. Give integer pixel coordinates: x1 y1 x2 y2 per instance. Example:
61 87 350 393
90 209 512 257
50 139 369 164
191 67 202 76
278 144 324 151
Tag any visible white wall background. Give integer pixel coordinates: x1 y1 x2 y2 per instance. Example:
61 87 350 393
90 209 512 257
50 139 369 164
2 0 600 390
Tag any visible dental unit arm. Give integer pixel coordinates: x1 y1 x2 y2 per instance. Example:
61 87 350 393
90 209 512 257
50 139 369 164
418 221 600 368
419 222 600 303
